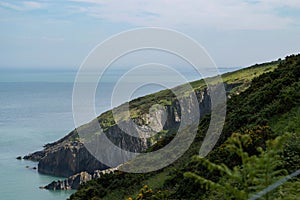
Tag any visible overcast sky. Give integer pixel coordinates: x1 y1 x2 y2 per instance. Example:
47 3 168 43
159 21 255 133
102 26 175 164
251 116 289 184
1 0 300 69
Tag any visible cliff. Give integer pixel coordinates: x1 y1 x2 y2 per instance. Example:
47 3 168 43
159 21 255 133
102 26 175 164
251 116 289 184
24 86 213 177
41 167 119 190
69 55 300 199
23 61 278 190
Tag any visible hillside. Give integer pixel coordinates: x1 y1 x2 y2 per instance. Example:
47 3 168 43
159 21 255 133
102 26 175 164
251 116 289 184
23 59 278 179
68 54 300 199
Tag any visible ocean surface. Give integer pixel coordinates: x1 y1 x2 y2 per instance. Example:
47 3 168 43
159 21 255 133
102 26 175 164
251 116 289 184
0 66 240 200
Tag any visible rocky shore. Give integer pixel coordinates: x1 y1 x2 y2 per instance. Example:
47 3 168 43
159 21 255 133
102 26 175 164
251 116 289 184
41 167 119 190
24 83 240 190
24 131 108 177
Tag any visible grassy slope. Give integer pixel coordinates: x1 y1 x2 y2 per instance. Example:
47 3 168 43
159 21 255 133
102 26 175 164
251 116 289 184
172 54 300 199
95 61 278 132
69 57 298 200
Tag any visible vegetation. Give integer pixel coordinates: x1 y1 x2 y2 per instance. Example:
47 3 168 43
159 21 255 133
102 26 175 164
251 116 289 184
96 60 278 130
69 54 300 199
185 132 289 200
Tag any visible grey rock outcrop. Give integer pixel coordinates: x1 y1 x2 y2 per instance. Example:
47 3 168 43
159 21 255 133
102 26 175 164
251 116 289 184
38 141 108 177
42 171 92 190
24 83 240 189
41 167 119 190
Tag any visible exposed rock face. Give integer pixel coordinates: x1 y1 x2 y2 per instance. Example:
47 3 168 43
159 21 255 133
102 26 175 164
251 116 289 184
43 171 92 190
42 167 119 190
24 83 239 188
38 141 108 177
23 150 45 161
24 130 109 177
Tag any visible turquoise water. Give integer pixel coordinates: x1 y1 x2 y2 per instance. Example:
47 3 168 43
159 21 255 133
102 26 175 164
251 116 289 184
0 82 76 200
0 67 240 200
0 70 172 200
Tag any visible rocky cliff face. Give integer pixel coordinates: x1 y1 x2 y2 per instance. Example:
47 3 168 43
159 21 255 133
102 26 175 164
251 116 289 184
38 141 108 177
24 130 109 177
41 167 119 190
24 83 240 189
42 171 92 190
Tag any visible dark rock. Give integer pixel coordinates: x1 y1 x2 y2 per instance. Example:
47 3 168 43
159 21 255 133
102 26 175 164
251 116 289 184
16 156 22 160
38 142 108 177
23 150 46 162
27 83 239 183
43 171 92 190
43 167 119 190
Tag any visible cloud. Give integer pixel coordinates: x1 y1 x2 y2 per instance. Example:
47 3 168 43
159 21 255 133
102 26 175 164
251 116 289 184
23 1 44 9
0 1 45 11
67 0 299 30
2 0 298 30
0 1 23 10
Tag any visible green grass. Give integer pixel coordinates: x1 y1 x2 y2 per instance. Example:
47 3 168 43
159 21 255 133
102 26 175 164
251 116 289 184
95 61 278 132
221 62 278 84
190 61 278 90
69 56 293 200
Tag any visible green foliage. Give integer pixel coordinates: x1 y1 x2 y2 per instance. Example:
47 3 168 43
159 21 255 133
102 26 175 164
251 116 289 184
69 54 300 200
171 54 300 199
184 132 289 200
276 179 300 200
222 54 300 140
127 185 169 200
270 106 300 173
96 60 278 131
68 172 149 200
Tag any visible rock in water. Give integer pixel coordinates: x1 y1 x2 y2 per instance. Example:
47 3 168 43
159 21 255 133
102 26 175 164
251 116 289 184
25 83 238 187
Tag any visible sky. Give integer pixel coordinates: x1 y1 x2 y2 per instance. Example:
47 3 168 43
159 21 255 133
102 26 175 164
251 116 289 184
1 0 300 70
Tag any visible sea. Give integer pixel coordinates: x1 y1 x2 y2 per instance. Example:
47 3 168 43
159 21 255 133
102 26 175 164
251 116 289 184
0 66 240 200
